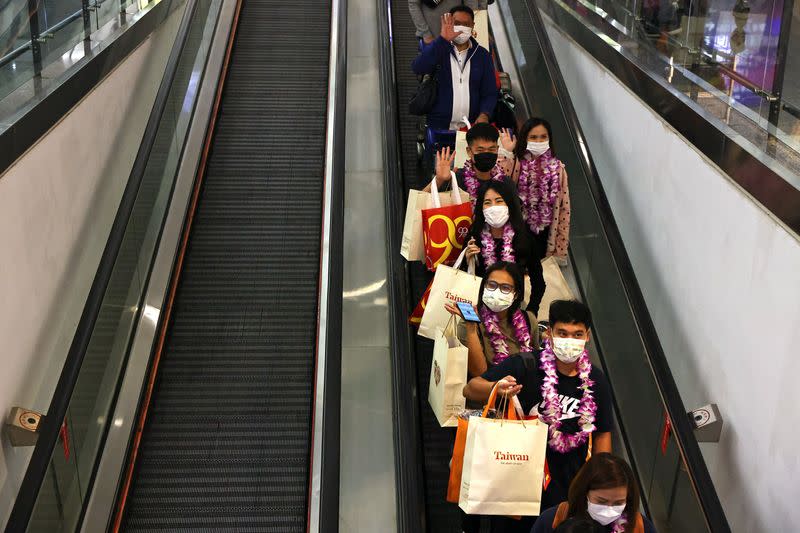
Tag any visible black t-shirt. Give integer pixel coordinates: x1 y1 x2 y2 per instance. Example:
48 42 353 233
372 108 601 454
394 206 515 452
482 351 614 510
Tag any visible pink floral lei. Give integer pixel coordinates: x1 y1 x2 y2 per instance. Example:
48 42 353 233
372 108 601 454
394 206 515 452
610 513 629 533
480 223 515 266
463 159 505 204
538 339 597 453
480 306 532 364
517 150 562 234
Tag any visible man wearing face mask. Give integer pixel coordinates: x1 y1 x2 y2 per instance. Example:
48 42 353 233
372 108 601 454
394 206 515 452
411 6 498 131
407 0 488 45
424 123 511 205
463 300 613 532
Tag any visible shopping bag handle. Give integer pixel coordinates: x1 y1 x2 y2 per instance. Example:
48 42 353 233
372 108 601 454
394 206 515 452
450 246 477 276
429 172 462 208
482 384 519 420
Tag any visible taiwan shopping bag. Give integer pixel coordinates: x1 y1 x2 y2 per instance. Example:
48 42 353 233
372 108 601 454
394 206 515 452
418 247 481 340
428 316 468 427
447 386 518 503
400 179 470 262
459 415 548 516
421 178 473 271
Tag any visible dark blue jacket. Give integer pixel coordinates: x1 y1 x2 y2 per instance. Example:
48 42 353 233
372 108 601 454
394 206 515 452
411 36 498 130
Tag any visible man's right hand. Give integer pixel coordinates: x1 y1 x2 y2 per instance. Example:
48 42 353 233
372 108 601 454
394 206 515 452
435 147 455 185
496 376 523 397
499 128 517 152
440 13 458 42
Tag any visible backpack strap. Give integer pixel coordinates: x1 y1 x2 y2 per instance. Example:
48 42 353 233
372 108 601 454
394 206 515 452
551 502 570 528
518 351 538 374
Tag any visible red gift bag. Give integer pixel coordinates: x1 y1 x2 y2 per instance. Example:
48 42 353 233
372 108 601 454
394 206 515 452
409 279 433 327
422 178 473 271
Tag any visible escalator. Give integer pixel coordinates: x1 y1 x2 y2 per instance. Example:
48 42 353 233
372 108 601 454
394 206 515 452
5 0 344 531
379 1 731 532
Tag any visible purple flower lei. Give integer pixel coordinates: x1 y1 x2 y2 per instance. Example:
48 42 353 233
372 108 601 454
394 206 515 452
517 150 562 234
538 339 597 453
480 307 532 364
463 159 505 205
610 513 628 533
480 223 515 267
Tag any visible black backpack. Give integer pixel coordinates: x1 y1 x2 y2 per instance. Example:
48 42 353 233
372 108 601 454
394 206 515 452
409 65 440 116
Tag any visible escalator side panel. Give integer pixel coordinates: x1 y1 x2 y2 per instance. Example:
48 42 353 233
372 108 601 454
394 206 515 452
122 0 331 530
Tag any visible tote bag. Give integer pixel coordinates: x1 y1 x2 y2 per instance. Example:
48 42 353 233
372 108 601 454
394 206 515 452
418 247 481 340
401 178 470 262
421 178 473 271
428 316 468 427
459 415 548 516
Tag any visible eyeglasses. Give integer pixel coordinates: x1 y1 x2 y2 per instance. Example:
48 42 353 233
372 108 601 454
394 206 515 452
485 280 514 294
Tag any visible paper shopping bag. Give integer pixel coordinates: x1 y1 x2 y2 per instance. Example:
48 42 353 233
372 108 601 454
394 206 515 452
418 248 481 340
447 386 518 503
409 279 433 327
538 257 575 321
454 129 468 169
422 178 473 271
474 9 489 51
459 417 548 516
429 317 468 427
401 179 469 262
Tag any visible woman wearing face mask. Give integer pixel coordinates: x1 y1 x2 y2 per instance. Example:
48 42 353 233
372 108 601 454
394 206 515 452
446 262 538 377
498 118 571 262
532 453 657 533
463 300 614 533
462 181 546 315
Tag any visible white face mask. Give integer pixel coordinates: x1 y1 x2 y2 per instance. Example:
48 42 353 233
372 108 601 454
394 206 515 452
483 205 509 228
453 25 472 45
482 287 515 313
551 336 586 363
526 140 550 157
586 499 626 526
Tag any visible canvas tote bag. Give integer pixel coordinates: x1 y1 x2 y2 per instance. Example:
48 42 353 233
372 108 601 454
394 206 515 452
418 247 481 340
428 316 468 427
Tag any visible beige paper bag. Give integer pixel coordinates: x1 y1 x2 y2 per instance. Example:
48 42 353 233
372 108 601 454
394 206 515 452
537 257 575 321
418 248 481 340
400 178 470 262
459 416 548 516
474 9 490 51
454 130 468 169
428 317 468 427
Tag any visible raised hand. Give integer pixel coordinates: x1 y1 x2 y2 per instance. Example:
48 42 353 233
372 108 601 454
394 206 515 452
440 13 458 42
435 146 455 183
499 128 517 152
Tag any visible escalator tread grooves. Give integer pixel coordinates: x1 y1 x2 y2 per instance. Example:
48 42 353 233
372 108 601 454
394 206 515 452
122 0 330 530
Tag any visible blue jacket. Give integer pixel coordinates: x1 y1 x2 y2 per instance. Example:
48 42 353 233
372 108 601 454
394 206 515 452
411 36 498 130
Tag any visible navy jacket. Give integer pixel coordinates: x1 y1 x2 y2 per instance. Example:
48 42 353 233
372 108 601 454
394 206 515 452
411 36 498 130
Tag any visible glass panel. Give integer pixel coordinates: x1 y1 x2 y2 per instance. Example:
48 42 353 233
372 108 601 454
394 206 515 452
541 0 800 182
21 0 221 528
497 1 718 529
0 0 35 99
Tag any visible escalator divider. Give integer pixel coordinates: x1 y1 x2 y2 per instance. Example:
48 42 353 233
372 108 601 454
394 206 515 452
306 0 347 530
376 0 428 531
108 0 244 528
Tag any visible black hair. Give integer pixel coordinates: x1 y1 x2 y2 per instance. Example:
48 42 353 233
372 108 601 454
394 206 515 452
449 5 475 20
549 299 593 330
470 180 528 243
554 516 606 533
514 117 556 160
477 262 525 321
466 122 499 146
567 453 640 533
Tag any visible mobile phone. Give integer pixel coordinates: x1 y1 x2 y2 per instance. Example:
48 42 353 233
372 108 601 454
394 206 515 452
457 302 481 323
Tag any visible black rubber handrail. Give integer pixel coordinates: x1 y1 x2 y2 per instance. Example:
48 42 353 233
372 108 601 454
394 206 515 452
520 1 731 530
4 0 198 529
376 0 428 531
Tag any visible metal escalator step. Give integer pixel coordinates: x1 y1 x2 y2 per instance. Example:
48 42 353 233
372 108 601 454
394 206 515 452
121 0 330 530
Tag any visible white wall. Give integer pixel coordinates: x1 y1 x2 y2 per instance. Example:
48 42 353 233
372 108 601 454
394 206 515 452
0 6 183 525
544 18 800 532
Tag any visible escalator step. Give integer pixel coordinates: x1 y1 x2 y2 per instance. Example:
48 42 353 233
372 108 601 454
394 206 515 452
122 0 330 530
